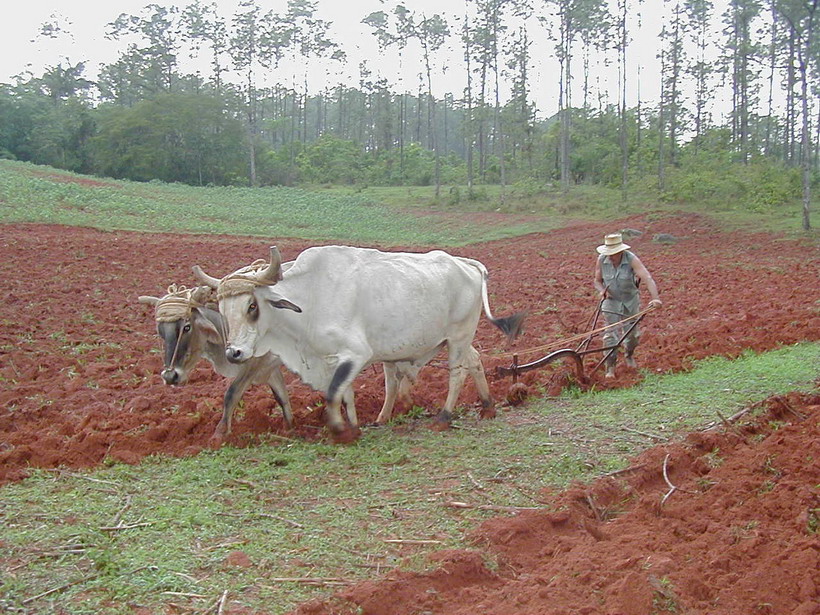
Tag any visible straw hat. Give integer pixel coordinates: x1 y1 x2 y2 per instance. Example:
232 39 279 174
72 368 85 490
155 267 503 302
596 232 630 256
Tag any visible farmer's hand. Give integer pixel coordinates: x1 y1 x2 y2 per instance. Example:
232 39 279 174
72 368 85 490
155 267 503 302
648 299 662 309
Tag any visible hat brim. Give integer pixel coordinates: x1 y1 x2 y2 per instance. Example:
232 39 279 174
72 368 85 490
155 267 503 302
596 243 630 256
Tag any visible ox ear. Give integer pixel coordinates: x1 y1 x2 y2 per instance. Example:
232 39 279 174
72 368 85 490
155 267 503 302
138 295 159 306
267 297 302 313
192 309 222 343
259 288 302 313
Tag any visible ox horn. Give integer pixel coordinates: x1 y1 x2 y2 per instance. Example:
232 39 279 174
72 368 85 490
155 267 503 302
192 265 221 289
256 246 283 285
138 295 160 306
190 286 214 305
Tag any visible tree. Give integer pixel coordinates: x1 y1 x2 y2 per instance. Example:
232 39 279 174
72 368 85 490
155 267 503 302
685 0 715 149
180 0 230 92
722 0 762 162
37 62 94 104
229 0 287 186
775 0 818 230
365 4 449 195
91 92 245 185
542 0 611 191
106 4 183 94
281 0 343 182
657 0 686 190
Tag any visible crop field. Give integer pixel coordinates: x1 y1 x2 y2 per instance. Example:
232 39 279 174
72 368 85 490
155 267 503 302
0 161 819 614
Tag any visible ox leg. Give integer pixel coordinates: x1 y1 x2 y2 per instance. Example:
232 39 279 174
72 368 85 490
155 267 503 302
216 370 255 442
465 345 495 419
375 362 401 425
434 344 471 426
325 359 362 442
396 371 415 408
342 388 358 427
396 361 420 408
267 367 293 428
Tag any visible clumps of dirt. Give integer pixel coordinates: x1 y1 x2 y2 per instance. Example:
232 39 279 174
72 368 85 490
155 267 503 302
1 214 818 484
291 392 820 615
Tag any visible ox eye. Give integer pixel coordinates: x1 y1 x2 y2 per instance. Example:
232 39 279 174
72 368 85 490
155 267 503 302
182 323 191 333
248 302 258 314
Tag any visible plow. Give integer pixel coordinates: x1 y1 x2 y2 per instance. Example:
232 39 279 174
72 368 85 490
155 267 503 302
495 302 657 386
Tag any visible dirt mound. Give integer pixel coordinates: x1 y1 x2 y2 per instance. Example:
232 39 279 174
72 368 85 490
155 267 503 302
1 212 818 485
292 392 820 615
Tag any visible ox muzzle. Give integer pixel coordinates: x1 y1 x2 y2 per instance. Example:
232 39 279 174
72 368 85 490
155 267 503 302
225 345 249 364
161 367 184 385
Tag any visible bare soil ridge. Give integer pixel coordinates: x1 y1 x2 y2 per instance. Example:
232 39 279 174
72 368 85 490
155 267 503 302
293 392 820 615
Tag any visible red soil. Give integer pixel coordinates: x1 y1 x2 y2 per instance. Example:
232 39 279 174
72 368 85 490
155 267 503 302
1 212 818 614
293 392 820 615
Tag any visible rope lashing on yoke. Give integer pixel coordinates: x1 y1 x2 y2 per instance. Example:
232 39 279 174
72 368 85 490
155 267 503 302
215 259 272 301
153 284 212 322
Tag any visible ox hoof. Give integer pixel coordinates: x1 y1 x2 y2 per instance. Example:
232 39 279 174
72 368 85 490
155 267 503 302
429 420 451 432
209 423 229 448
329 425 361 444
479 406 497 420
208 434 226 449
429 411 452 431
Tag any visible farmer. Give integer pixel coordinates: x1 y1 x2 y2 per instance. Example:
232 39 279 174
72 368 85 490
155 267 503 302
593 232 662 378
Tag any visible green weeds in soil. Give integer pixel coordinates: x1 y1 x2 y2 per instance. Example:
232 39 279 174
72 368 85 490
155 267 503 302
1 342 817 614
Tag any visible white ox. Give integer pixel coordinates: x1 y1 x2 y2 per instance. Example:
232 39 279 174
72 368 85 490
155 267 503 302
193 246 524 439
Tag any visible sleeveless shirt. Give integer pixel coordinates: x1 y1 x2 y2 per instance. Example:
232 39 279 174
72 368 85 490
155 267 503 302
599 250 640 315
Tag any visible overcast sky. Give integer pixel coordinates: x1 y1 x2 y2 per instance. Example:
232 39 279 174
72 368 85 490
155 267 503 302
1 0 704 120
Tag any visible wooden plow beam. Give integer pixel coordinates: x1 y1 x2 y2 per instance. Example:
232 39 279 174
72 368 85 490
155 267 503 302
495 311 648 384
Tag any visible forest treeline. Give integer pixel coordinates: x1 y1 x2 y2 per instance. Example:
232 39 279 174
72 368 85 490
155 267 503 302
0 0 816 228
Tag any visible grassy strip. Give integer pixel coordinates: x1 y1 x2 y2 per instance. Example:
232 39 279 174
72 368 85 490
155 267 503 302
0 160 553 247
1 342 817 614
5 160 814 246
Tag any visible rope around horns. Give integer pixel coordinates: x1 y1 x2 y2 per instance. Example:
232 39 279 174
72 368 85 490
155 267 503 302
216 258 274 301
154 284 212 322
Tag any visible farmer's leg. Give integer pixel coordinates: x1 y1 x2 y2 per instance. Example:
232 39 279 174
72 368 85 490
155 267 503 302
601 302 623 378
623 300 641 368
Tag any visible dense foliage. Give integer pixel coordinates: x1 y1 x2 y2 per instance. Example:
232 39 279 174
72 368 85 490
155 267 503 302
0 0 817 225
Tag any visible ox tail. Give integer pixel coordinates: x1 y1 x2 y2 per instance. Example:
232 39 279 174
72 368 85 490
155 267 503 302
480 270 526 342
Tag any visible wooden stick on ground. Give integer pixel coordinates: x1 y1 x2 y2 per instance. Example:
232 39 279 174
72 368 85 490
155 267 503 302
23 565 154 605
601 464 646 478
217 590 228 615
23 573 101 605
777 397 807 420
445 501 539 512
660 454 677 509
716 410 748 441
267 578 353 586
99 520 155 532
622 427 667 442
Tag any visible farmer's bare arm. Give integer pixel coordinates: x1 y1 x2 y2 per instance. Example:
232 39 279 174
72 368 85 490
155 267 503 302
631 256 662 307
594 258 607 297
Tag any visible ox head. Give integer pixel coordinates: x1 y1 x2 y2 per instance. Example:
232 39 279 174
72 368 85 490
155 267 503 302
138 285 221 384
193 247 302 364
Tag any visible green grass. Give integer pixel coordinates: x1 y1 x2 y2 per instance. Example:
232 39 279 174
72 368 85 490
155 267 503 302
4 160 816 246
0 160 555 247
1 342 817 614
